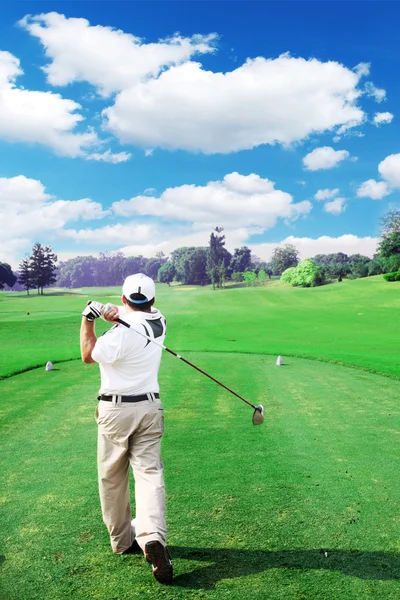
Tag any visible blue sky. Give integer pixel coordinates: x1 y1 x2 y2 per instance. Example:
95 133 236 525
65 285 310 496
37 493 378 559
1 0 399 268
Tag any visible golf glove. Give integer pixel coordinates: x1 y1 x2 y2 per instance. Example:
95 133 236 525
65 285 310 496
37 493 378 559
82 300 104 321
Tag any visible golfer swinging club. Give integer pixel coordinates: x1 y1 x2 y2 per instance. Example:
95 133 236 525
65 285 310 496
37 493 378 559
80 273 173 585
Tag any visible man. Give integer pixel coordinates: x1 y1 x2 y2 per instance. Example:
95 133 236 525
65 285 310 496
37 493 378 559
80 273 173 585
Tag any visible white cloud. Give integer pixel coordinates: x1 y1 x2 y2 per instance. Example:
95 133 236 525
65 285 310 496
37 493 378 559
0 174 51 209
60 222 156 244
145 149 154 157
314 188 339 201
373 112 394 126
85 149 131 163
324 197 346 215
0 50 98 157
378 154 400 188
303 147 350 171
354 63 370 77
0 175 108 245
103 54 367 153
364 81 386 103
112 172 312 229
0 238 32 268
356 179 390 200
250 234 378 262
20 12 217 96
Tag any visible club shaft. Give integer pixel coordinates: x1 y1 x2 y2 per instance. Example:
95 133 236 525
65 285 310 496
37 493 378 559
115 317 256 409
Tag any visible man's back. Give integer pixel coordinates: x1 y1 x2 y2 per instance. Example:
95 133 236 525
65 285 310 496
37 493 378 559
92 307 166 396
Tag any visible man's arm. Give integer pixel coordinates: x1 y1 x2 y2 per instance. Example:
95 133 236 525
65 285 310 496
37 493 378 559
80 317 97 364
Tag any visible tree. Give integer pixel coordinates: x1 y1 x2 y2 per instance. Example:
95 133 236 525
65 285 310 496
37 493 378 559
29 243 58 294
368 260 384 276
171 247 209 285
385 254 400 273
312 253 350 280
347 254 371 279
243 271 257 286
230 246 252 274
380 209 400 236
57 256 98 288
158 261 176 285
145 256 167 281
207 227 227 289
0 262 17 289
18 258 34 295
271 244 299 276
257 269 267 285
377 231 400 258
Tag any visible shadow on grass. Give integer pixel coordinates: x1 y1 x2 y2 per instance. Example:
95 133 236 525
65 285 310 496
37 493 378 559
170 547 400 589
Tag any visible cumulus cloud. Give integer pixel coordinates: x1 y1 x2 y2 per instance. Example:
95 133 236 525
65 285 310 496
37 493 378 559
323 197 346 215
60 222 156 244
103 54 368 153
356 179 390 200
314 188 340 201
0 175 108 245
85 149 131 163
19 12 218 96
373 112 394 126
112 172 312 229
0 174 51 209
303 147 350 171
15 13 389 155
0 50 98 157
378 154 400 188
250 234 378 261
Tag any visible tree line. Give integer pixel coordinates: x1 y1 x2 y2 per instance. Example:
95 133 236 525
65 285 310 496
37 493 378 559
1 210 400 293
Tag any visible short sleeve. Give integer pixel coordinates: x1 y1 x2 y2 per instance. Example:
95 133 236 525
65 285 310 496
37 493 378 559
92 327 125 364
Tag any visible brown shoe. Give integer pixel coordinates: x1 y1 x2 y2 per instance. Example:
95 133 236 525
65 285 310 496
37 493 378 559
144 541 173 584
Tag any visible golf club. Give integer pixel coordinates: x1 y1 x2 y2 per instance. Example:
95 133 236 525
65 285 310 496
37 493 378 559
116 315 264 426
87 301 264 425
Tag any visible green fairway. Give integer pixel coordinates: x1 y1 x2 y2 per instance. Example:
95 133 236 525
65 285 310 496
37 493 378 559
1 279 400 599
1 276 400 380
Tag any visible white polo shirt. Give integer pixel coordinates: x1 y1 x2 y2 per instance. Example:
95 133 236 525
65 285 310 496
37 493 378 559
91 307 166 395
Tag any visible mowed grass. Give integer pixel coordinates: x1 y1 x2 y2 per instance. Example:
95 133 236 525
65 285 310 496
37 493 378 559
1 278 400 598
1 356 400 599
1 276 400 379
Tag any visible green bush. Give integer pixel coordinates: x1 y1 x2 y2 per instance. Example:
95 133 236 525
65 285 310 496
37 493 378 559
243 271 257 286
281 266 296 283
383 271 400 282
231 271 244 283
283 259 325 287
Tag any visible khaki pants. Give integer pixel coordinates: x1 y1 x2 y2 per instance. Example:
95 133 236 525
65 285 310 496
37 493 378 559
96 398 166 554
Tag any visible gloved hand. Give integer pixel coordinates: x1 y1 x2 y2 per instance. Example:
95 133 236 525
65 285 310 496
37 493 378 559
82 300 104 322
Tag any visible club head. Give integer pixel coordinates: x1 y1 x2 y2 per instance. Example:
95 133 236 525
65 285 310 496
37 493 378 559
252 404 264 426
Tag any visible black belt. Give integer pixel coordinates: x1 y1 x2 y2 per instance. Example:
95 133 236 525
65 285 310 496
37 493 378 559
98 393 160 403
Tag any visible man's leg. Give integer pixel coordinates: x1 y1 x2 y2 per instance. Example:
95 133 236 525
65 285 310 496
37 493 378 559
97 407 133 554
129 401 172 583
129 402 167 550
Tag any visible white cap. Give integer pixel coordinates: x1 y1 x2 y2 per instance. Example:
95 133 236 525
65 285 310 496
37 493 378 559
122 273 155 304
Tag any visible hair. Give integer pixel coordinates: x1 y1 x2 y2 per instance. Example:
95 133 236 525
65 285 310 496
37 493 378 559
125 294 155 312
